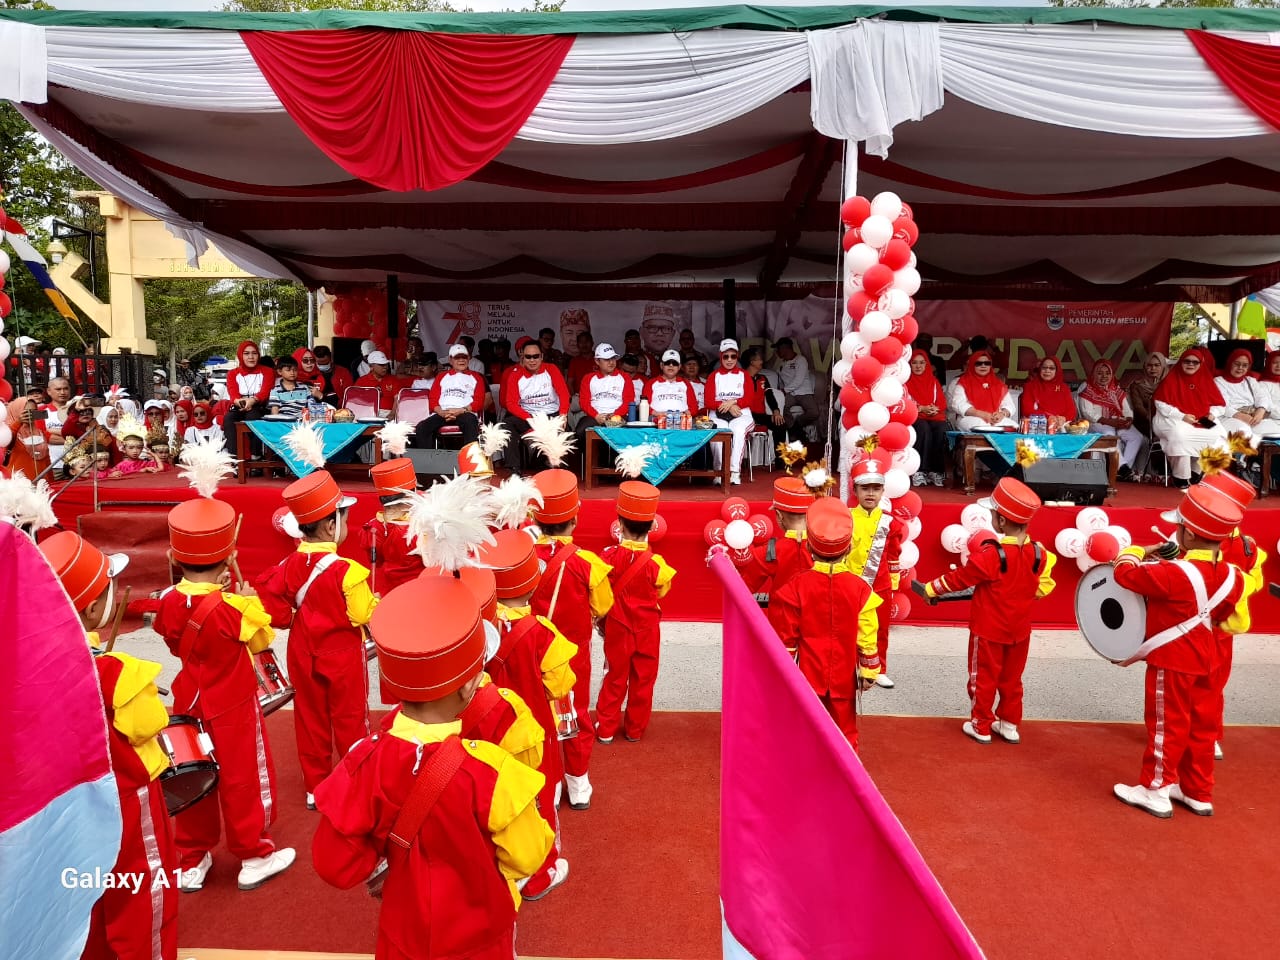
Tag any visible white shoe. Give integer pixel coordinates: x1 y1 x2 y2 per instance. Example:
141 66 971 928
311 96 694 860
305 792 316 810
237 848 297 890
1214 741 1224 761
874 674 895 689
992 719 1020 744
1169 783 1214 816
962 721 991 744
564 773 592 811
177 853 212 892
912 472 926 487
1113 783 1173 819
932 473 945 488
730 472 741 485
522 858 570 902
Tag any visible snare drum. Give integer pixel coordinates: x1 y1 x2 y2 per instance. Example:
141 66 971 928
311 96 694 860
253 649 295 715
158 715 218 816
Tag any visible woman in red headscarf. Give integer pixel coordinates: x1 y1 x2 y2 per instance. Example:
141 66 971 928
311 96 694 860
907 348 947 486
1079 360 1146 481
948 350 1016 431
222 340 274 455
1213 347 1280 445
293 347 322 387
1152 348 1229 488
1019 355 1078 423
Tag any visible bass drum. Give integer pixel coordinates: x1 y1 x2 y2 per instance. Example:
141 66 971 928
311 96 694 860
1075 563 1147 663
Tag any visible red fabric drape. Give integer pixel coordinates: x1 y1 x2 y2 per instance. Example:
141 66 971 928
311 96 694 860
1187 30 1280 133
240 29 574 192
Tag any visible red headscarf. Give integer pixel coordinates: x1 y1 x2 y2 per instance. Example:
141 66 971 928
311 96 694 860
1079 360 1127 419
235 340 259 372
1264 350 1280 384
905 349 944 419
1019 357 1078 419
293 347 321 385
1218 348 1255 384
955 351 1008 411
174 399 195 423
1155 348 1224 419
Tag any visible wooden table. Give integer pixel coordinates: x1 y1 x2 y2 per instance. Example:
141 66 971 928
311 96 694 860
236 422 383 484
584 427 732 493
955 433 1119 497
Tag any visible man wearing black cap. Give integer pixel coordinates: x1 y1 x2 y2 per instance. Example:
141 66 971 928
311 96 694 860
774 338 821 441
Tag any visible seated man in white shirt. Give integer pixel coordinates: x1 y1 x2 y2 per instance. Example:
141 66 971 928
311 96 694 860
575 343 635 446
414 343 487 449
773 337 821 441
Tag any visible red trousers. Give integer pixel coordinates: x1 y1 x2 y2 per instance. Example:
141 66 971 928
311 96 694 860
176 698 277 867
875 589 892 673
376 926 514 960
967 634 1030 735
561 639 594 779
1211 636 1234 744
1142 666 1216 802
595 622 660 741
81 781 177 960
821 694 859 752
289 642 370 792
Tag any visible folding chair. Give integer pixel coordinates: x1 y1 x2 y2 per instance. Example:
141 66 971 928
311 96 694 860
342 386 382 420
392 388 433 427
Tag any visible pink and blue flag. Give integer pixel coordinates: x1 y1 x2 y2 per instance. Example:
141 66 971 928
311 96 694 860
0 523 122 958
712 551 985 959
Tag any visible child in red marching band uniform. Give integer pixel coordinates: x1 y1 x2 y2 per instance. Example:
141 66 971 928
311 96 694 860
155 497 295 891
529 468 614 810
312 575 554 960
596 481 677 744
846 459 907 688
257 470 376 810
1111 484 1247 818
40 532 179 960
740 475 816 606
359 458 420 595
476 528 578 900
768 498 882 750
921 477 1057 745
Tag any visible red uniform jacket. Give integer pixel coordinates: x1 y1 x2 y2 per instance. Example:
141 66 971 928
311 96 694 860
155 588 260 718
486 616 565 767
530 539 608 651
577 371 635 420
739 533 809 601
359 518 419 595
257 549 367 655
499 366 570 419
426 369 486 414
601 543 668 640
702 368 760 416
769 567 879 700
925 538 1057 644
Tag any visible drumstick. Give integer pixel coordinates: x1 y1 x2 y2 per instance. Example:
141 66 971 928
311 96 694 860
103 586 132 653
228 514 245 590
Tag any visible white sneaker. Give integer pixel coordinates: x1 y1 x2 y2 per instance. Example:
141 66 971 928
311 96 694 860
1169 783 1214 817
730 472 741 485
237 848 297 890
932 473 945 488
874 674 895 689
564 773 592 811
912 472 926 487
177 853 213 893
992 719 1020 744
521 858 570 902
961 721 991 744
1214 741 1224 761
1113 783 1173 819
305 792 316 810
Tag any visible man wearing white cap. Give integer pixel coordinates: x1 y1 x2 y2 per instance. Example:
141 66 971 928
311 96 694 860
703 339 759 485
354 349 405 412
574 343 635 446
415 343 487 448
644 349 698 418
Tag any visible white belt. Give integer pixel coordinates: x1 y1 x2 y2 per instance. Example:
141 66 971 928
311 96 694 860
1122 560 1236 666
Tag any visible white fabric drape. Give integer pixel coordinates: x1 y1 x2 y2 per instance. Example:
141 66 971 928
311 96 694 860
0 23 47 104
807 21 943 157
939 24 1272 139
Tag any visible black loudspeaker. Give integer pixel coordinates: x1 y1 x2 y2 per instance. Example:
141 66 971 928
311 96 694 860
404 448 461 477
1204 339 1264 374
1012 457 1109 505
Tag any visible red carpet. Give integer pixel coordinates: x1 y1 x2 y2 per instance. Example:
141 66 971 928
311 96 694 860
49 472 1280 627
178 711 1280 960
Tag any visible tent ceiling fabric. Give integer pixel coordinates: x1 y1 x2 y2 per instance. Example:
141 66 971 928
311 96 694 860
4 8 1280 302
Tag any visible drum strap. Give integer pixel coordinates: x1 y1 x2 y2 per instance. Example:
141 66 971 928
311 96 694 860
543 542 579 623
490 616 540 673
388 736 467 853
458 683 505 733
860 514 892 588
1122 561 1238 666
613 550 654 594
177 591 229 714
294 553 340 608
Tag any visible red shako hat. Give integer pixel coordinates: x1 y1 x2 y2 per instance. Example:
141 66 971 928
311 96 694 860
371 576 485 701
806 499 853 557
772 476 815 514
457 442 494 478
283 470 356 525
617 480 660 522
533 469 580 524
977 477 1041 525
420 565 499 624
477 528 543 599
39 531 129 611
168 498 237 565
850 459 885 486
370 458 417 496
1199 470 1256 512
1176 484 1244 542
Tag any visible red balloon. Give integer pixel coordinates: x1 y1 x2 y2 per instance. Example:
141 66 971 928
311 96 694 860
704 519 727 546
610 519 624 543
880 238 912 271
870 447 894 472
899 201 913 221
270 506 293 537
649 514 668 544
861 264 894 297
0 291 11 318
730 545 754 566
890 591 913 621
896 313 919 345
851 356 884 388
846 290 875 319
891 490 923 520
721 496 750 523
888 396 919 426
839 382 870 410
840 195 872 227
0 377 12 404
869 336 904 366
748 513 774 542
893 216 919 246
878 422 910 450
842 227 861 252
967 529 998 555
845 440 867 465
1086 531 1120 563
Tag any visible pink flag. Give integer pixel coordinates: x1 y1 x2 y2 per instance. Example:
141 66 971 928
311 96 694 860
712 552 984 959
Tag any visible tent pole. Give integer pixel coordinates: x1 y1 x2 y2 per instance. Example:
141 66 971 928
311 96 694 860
723 279 736 341
306 289 315 349
387 274 400 357
838 140 858 504
1229 299 1239 339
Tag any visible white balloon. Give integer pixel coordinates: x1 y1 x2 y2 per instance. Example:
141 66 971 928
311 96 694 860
0 250 9 274
898 539 920 570
941 522 967 553
0 337 9 363
884 468 911 499
892 448 921 475
282 511 303 540
893 266 922 296
1103 525 1132 550
907 516 923 541
871 376 904 406
840 331 870 363
1075 507 1110 532
961 502 994 533
908 252 918 269
831 358 852 387
870 191 904 222
878 288 911 320
907 425 918 447
846 242 880 275
1054 528 1086 559
0 421 10 448
891 358 912 382
857 401 890 432
859 310 892 343
859 214 894 250
1076 554 1097 573
0 316 5 334
725 518 755 551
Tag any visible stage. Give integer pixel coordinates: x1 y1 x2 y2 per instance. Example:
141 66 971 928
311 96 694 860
49 469 1280 628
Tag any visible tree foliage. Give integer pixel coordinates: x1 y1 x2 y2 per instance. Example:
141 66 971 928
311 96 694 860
143 278 310 368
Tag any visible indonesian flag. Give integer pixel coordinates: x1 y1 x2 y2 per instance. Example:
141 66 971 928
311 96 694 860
2 213 79 321
712 550 984 959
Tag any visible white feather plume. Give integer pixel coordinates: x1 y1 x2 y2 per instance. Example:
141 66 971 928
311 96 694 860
526 413 576 467
378 419 414 457
615 444 656 479
406 474 497 571
0 475 56 530
177 433 237 498
492 475 544 530
283 421 327 470
479 421 510 458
